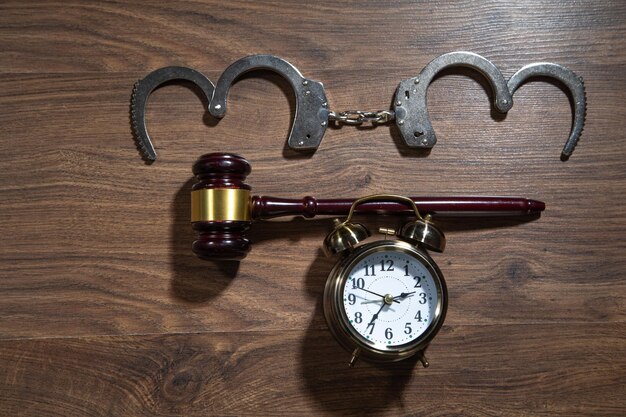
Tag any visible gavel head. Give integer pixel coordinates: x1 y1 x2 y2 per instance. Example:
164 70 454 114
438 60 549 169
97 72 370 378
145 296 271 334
191 153 253 260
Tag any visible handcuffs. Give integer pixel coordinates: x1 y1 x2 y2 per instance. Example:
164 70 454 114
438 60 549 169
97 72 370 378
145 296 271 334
131 51 586 162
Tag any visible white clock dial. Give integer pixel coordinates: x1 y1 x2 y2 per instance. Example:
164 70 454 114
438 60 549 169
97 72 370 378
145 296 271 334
341 249 438 347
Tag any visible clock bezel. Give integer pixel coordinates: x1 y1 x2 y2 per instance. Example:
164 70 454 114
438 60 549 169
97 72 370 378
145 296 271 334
323 239 447 362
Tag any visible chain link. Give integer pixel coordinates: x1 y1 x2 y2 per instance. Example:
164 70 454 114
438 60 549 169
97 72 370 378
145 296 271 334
328 110 395 126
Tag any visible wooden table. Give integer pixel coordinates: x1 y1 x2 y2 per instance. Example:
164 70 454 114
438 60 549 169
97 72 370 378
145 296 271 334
1 1 624 415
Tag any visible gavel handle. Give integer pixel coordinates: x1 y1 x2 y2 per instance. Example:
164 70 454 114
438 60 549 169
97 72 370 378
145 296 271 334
251 196 545 219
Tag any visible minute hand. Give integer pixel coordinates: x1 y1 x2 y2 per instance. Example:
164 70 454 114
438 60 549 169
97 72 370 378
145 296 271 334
359 288 399 303
393 291 416 301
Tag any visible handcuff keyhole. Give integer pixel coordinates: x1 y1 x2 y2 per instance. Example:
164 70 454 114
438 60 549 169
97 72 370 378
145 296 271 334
405 90 410 99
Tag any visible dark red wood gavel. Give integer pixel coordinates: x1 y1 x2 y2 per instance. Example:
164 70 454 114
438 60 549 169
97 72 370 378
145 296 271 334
191 153 545 260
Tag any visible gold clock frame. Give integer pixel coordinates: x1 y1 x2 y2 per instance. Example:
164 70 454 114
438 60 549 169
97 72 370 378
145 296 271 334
323 239 448 366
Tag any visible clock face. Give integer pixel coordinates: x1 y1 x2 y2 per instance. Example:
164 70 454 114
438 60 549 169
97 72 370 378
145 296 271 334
340 248 440 348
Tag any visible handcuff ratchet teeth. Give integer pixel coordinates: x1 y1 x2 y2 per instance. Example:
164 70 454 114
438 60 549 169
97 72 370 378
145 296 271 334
131 66 215 162
131 51 586 161
507 62 586 159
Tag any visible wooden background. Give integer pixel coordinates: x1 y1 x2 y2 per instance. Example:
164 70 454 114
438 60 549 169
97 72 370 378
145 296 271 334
1 1 625 415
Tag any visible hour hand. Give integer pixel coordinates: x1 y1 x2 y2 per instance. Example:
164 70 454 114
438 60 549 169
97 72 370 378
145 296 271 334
393 291 416 301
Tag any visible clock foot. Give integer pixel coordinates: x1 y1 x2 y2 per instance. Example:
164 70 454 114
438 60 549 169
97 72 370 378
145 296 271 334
418 352 429 368
348 348 361 368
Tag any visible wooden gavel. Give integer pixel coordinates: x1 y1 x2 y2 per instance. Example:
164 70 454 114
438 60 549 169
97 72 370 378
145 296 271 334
191 153 545 260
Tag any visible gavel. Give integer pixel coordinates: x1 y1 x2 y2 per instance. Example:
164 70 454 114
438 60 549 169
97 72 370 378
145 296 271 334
191 153 545 260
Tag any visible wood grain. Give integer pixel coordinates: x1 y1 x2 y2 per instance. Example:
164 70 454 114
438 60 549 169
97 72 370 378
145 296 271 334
0 0 625 415
0 324 624 416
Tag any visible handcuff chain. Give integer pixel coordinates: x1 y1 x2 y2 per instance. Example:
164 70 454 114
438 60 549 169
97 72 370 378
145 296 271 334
328 110 396 126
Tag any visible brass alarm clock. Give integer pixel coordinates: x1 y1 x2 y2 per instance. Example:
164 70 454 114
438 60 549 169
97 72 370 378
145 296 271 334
323 194 448 367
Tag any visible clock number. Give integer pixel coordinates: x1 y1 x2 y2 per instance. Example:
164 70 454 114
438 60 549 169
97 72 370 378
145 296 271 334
347 293 356 305
414 276 422 288
380 260 394 271
385 328 393 340
415 310 423 321
366 322 375 334
404 264 410 276
404 323 412 334
363 264 376 276
352 278 365 289
418 292 427 304
354 312 363 323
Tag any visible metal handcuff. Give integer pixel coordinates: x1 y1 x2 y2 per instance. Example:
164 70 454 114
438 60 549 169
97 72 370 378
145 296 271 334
131 51 586 161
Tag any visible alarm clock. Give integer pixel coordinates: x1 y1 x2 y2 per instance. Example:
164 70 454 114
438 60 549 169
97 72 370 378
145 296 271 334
323 194 448 367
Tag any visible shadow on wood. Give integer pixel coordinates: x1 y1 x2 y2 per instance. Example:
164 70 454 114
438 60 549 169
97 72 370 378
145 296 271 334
299 248 420 415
